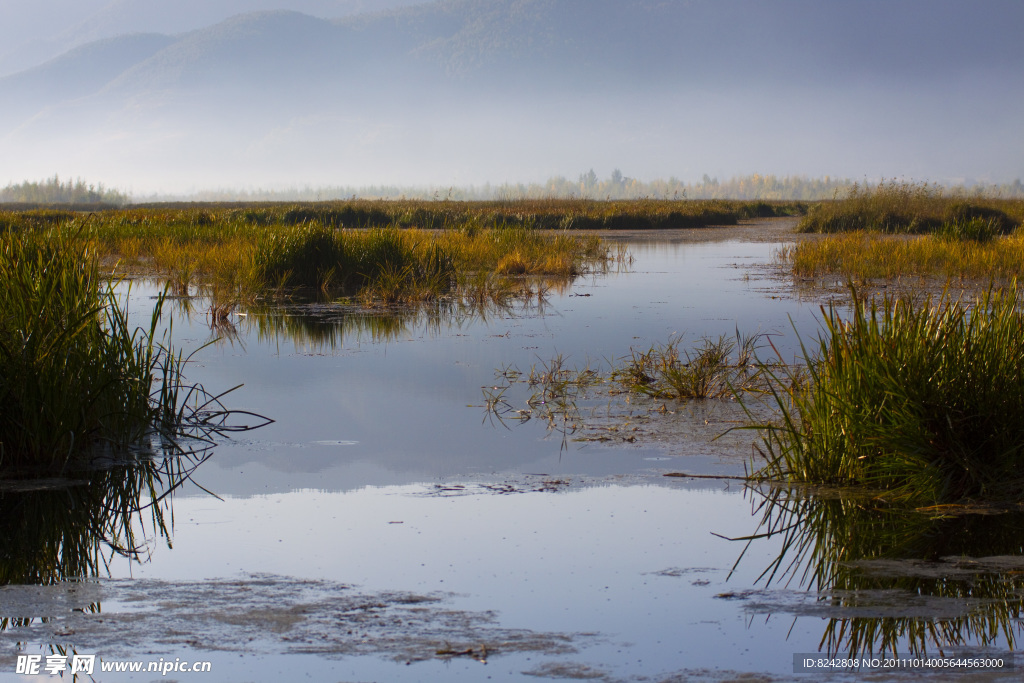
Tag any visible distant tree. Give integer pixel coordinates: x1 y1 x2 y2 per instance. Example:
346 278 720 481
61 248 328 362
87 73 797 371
0 174 129 205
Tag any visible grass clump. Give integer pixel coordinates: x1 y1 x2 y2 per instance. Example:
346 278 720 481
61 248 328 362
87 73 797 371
0 226 243 474
749 285 1024 503
612 334 763 399
85 212 610 304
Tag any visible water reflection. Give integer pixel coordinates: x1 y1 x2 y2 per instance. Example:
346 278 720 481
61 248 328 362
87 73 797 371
160 276 569 354
735 488 1024 657
0 454 208 589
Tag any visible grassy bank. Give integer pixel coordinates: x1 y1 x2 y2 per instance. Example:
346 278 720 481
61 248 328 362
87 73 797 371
785 182 1024 280
781 182 1024 280
749 286 1024 503
125 197 803 229
798 181 1023 235
781 232 1024 280
0 226 241 474
0 199 793 305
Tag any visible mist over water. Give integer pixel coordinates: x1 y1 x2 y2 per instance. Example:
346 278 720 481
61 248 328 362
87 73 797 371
0 0 1022 194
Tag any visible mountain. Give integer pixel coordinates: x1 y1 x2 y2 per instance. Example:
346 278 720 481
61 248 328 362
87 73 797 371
3 33 174 102
8 0 1021 110
0 0 422 77
1 0 1021 191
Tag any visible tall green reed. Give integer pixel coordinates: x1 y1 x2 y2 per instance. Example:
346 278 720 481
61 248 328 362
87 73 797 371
0 225 247 473
746 284 1024 502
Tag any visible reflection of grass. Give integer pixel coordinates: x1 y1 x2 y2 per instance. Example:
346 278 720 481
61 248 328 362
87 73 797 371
732 487 1024 657
0 453 206 586
238 279 555 352
243 306 415 350
747 285 1024 503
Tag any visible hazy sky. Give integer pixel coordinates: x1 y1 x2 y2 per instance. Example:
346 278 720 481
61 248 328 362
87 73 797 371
0 0 1021 194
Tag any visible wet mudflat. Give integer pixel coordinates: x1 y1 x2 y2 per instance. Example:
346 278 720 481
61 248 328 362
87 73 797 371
2 219 1022 681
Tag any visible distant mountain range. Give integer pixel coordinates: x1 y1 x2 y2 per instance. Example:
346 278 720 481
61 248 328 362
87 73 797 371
1 0 1021 191
6 0 1023 114
0 0 421 77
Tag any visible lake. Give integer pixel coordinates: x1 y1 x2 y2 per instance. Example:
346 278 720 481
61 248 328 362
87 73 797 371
2 220 1020 681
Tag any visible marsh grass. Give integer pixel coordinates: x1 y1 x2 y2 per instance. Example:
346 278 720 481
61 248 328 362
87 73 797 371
798 181 1022 235
787 182 1024 280
0 198 784 306
746 285 1024 503
129 197 788 231
0 226 263 474
72 210 611 305
781 231 1024 280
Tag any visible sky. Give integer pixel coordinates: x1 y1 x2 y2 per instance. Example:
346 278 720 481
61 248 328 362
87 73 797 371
0 0 1021 195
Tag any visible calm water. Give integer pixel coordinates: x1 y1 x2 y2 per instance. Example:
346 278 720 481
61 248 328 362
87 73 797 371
2 227 1021 681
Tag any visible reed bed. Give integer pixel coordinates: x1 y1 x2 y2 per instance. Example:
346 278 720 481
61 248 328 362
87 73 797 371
0 198 793 304
125 197 799 230
0 453 204 584
769 182 1024 280
748 286 1024 503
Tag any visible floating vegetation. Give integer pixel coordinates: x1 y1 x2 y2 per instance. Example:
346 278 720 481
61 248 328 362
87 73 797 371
483 332 771 449
610 332 766 400
744 285 1024 503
